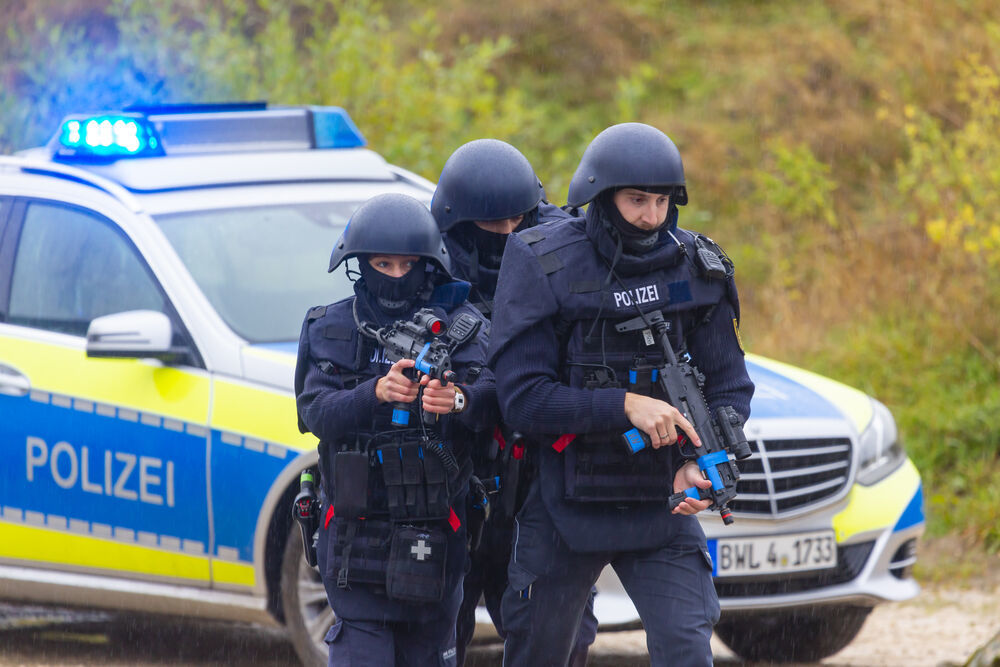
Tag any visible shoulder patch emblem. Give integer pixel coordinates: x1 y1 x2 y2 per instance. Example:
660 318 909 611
733 318 745 353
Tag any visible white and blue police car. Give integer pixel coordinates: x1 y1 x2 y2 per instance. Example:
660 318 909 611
0 104 923 665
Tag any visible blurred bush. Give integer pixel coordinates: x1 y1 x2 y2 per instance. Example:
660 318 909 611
0 0 540 181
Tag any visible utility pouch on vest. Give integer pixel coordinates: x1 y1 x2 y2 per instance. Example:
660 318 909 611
332 451 369 520
422 445 450 518
401 445 427 521
563 434 674 503
466 476 490 552
627 357 660 395
378 443 450 522
386 524 448 602
332 518 392 589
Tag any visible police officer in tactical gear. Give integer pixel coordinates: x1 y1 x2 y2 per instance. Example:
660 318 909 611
433 138 547 317
432 139 598 667
489 123 755 666
295 193 498 666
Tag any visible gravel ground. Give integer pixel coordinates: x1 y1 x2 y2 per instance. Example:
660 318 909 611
1 581 996 667
463 582 1000 667
604 583 999 666
2 539 998 666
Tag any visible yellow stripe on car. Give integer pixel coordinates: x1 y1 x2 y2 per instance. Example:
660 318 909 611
0 337 209 423
211 559 256 587
0 520 211 581
211 378 316 450
832 459 921 542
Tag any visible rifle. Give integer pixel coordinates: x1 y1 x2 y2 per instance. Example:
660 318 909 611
617 310 752 525
357 308 480 426
357 307 483 476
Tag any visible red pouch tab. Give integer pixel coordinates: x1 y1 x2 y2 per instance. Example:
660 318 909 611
552 434 577 453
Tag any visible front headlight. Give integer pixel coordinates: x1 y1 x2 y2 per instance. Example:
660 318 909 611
856 398 906 486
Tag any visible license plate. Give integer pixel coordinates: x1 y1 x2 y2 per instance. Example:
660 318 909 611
709 530 837 576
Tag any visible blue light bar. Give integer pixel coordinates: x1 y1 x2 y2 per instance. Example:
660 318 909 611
46 104 366 161
52 114 164 161
310 106 366 148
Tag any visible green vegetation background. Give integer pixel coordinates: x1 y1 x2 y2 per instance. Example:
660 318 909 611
2 0 998 565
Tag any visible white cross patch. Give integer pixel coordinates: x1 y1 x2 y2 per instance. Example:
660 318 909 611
411 539 432 561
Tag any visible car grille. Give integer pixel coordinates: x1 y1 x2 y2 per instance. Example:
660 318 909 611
714 541 874 598
730 437 852 517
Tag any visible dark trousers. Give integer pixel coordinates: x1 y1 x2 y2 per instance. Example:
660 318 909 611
455 514 598 666
500 496 719 667
325 611 459 666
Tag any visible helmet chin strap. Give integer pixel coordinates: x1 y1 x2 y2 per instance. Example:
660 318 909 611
621 229 660 253
595 192 661 255
375 295 415 313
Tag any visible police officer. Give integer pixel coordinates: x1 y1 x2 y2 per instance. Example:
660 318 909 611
488 123 755 666
295 193 497 666
431 139 598 667
433 138 567 317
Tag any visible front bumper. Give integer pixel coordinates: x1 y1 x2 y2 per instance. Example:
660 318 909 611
591 458 924 625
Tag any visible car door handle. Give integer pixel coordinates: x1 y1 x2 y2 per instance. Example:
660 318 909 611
0 362 31 397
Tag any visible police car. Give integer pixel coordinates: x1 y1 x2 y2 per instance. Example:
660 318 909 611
0 104 923 665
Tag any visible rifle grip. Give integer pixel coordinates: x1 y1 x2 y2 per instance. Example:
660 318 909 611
669 486 708 509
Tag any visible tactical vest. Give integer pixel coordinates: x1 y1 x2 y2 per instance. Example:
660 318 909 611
519 220 728 552
522 224 726 504
302 298 475 604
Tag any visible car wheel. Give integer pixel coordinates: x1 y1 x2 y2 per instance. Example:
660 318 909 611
714 606 872 663
280 524 334 667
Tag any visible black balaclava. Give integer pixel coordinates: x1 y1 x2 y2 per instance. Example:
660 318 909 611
594 187 674 255
358 257 429 315
466 210 533 269
449 208 537 305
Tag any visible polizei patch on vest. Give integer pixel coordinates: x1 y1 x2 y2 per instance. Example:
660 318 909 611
613 284 661 308
369 345 392 365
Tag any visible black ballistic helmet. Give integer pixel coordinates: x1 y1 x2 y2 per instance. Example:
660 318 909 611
328 193 452 276
431 139 545 232
567 123 688 208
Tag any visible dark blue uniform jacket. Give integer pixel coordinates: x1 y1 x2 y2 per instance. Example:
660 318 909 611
488 209 754 552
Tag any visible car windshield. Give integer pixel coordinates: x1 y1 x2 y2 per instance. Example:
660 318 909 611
156 202 358 343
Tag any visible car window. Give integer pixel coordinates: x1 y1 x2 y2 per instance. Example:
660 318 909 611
7 201 166 336
156 202 357 343
0 198 14 318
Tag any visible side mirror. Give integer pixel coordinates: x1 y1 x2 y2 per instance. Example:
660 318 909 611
85 310 186 361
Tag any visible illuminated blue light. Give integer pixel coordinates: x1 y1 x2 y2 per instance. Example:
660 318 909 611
311 106 366 148
54 113 164 161
66 120 81 144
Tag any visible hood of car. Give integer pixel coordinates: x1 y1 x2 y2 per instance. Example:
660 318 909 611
745 354 873 433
